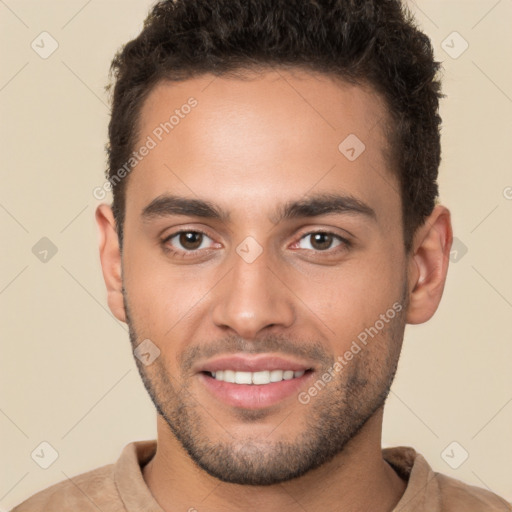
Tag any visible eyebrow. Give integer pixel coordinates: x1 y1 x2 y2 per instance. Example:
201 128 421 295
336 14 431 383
270 192 377 224
142 195 229 222
141 192 377 224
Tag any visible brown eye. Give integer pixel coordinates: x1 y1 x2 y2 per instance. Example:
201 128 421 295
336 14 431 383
165 231 213 252
298 232 343 251
310 233 334 250
178 232 203 250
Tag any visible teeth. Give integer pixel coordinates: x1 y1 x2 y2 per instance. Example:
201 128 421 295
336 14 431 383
210 369 306 385
252 370 270 385
223 369 235 383
235 371 252 384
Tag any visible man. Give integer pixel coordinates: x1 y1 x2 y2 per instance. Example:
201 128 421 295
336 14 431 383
12 0 511 510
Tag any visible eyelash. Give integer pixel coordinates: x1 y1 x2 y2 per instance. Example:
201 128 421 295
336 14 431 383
161 229 351 258
161 229 216 258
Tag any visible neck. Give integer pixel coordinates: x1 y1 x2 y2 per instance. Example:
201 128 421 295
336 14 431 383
142 408 407 512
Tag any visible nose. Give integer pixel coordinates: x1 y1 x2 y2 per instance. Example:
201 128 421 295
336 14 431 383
211 244 295 339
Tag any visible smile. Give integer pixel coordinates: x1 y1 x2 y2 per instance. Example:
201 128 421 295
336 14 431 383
199 369 314 409
209 369 306 385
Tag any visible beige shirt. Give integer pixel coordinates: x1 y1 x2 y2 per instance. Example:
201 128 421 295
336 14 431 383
11 440 511 511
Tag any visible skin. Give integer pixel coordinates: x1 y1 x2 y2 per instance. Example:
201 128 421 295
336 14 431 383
96 68 452 512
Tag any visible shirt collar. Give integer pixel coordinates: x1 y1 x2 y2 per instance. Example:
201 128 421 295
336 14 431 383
114 439 163 512
114 440 439 512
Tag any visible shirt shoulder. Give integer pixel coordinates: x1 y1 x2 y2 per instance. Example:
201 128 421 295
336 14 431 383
9 463 123 512
435 472 512 511
383 446 511 511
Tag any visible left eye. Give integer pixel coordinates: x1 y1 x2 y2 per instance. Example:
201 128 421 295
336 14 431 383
166 231 214 251
297 232 345 251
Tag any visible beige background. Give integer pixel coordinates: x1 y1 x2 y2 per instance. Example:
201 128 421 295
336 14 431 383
1 0 511 509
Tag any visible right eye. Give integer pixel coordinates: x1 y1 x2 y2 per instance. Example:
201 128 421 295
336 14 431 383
162 230 217 255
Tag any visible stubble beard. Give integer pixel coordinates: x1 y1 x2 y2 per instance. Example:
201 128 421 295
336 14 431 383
123 285 408 485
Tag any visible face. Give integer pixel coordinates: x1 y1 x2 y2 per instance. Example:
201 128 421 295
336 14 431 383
119 69 410 485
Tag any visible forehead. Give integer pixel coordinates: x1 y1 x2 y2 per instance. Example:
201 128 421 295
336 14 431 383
126 68 398 225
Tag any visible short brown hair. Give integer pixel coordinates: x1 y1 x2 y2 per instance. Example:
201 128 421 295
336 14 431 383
106 0 443 253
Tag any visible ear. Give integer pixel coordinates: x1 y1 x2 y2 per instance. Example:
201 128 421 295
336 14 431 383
95 204 126 323
406 205 453 325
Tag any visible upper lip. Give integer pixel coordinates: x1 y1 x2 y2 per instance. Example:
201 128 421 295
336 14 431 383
196 354 315 373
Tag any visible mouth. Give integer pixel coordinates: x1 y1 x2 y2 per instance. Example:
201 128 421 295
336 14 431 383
204 368 311 385
196 354 316 409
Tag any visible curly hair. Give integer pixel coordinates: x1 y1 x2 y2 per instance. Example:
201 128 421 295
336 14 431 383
106 0 443 253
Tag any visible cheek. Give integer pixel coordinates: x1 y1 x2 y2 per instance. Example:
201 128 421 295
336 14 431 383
123 248 216 339
293 251 404 347
127 274 190 334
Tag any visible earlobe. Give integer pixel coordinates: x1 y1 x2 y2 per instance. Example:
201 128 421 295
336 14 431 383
95 204 126 323
406 205 453 325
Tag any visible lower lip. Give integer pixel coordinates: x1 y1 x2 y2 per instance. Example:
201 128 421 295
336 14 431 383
198 371 314 409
